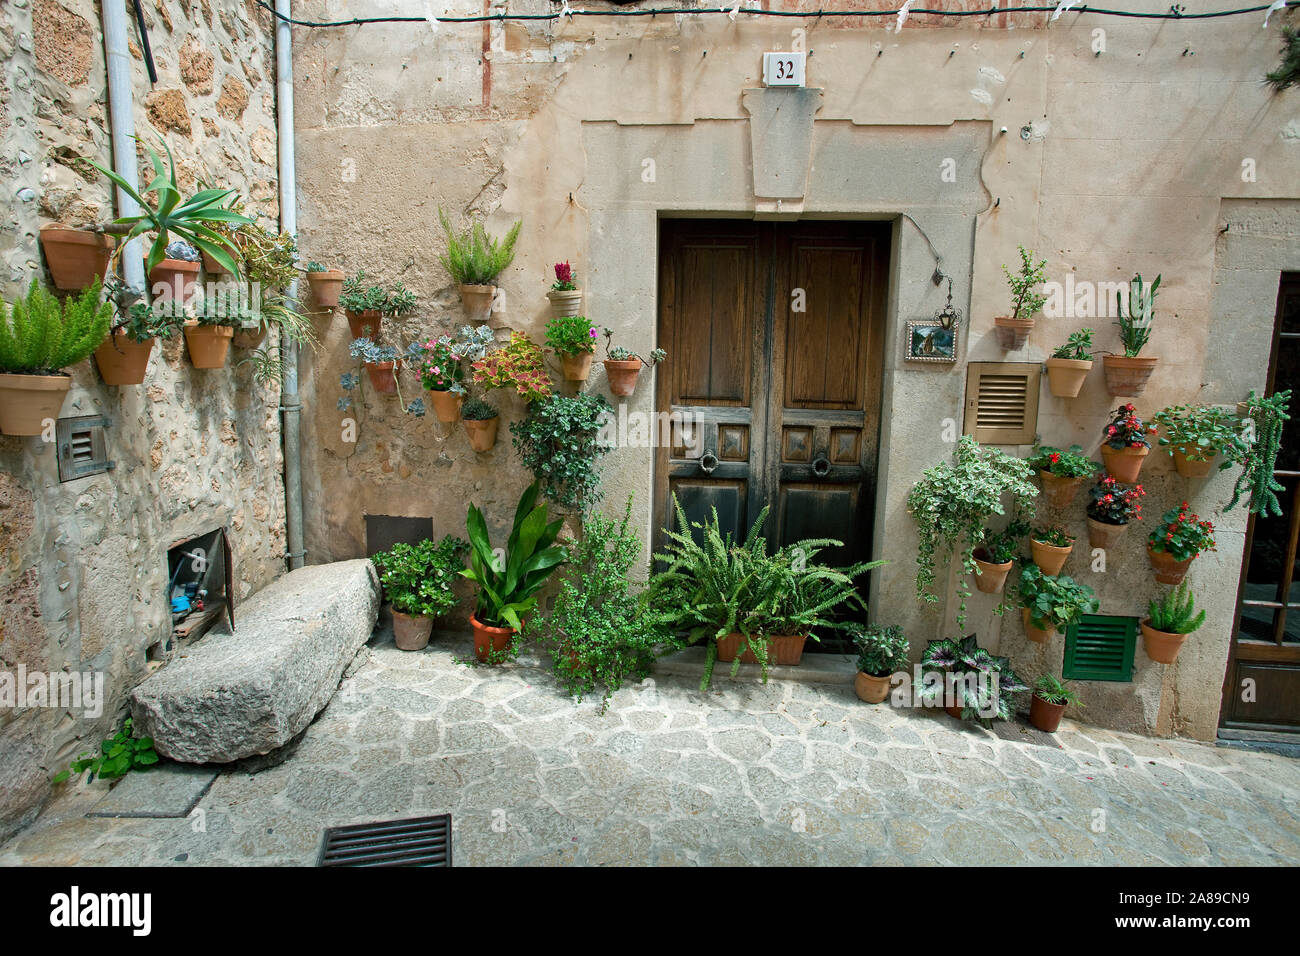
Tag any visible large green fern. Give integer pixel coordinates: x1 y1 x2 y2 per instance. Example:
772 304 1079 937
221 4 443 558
0 278 112 374
438 208 521 285
1147 582 1206 634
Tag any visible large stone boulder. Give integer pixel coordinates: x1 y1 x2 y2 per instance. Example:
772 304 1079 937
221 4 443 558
131 560 380 764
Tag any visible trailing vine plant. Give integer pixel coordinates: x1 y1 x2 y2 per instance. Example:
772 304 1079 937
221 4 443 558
906 434 1038 630
1227 389 1292 516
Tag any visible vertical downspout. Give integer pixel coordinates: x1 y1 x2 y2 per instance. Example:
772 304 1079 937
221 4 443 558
276 0 305 571
101 0 145 295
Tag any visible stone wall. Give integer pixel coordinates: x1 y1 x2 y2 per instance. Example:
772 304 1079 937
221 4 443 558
0 0 285 840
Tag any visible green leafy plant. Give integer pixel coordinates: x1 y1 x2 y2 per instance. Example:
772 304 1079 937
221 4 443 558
1226 390 1291 516
545 315 598 356
462 396 498 421
1265 25 1300 91
371 535 468 618
601 327 667 367
1001 245 1048 320
1051 328 1094 361
850 623 910 677
113 299 181 343
975 517 1031 565
462 482 567 634
438 208 521 286
1114 273 1160 357
906 435 1039 629
1018 564 1099 632
916 635 1027 725
472 330 551 402
1025 444 1099 479
305 261 327 273
1033 673 1082 708
1147 581 1206 634
338 271 417 317
0 278 113 374
89 138 250 275
413 325 496 394
52 717 158 783
510 392 611 511
206 202 296 288
1032 525 1073 548
1153 403 1248 464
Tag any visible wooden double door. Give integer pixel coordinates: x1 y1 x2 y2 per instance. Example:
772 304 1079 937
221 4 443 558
653 219 889 646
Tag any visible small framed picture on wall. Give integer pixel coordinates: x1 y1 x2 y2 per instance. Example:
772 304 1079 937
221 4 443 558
905 320 958 364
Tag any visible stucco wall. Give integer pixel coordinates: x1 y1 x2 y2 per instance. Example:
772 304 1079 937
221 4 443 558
0 0 285 839
292 1 1299 742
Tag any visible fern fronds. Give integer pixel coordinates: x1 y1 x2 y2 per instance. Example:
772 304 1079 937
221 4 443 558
0 278 111 374
1148 582 1206 634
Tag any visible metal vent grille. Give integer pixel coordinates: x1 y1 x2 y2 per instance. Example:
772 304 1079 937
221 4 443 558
56 415 113 482
318 815 452 867
963 362 1040 445
1064 614 1138 682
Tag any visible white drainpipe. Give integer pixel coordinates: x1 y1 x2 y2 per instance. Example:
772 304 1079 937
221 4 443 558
101 0 145 294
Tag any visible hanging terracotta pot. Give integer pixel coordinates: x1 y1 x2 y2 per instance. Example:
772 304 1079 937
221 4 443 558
470 613 515 663
306 269 345 307
392 609 433 651
1100 443 1149 483
1147 544 1195 585
39 226 115 291
365 360 398 393
1037 470 1087 511
427 389 463 423
855 671 893 704
183 322 233 368
993 315 1034 350
561 351 594 382
1102 355 1158 397
0 373 71 435
546 288 582 318
346 309 381 340
1087 517 1128 550
604 358 642 397
94 330 154 386
1028 693 1068 733
972 549 1012 594
1171 448 1215 478
1140 620 1188 664
462 415 499 452
1030 536 1073 576
1044 357 1092 398
459 284 496 323
149 259 201 305
232 324 268 349
1022 607 1057 644
201 249 232 276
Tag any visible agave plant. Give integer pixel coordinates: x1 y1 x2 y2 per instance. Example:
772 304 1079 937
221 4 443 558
89 137 252 276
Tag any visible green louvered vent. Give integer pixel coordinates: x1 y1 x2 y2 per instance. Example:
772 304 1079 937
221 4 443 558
1064 614 1137 682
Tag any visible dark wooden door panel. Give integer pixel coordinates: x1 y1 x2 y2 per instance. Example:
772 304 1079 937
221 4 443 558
666 478 749 547
1222 661 1300 730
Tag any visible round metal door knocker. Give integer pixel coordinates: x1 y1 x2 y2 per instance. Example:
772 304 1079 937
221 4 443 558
700 451 719 474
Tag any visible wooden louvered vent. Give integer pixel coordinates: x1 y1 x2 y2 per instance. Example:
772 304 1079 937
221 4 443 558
1064 614 1138 682
963 362 1040 445
56 415 113 482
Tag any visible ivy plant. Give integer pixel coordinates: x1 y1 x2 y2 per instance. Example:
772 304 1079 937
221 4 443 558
510 392 612 511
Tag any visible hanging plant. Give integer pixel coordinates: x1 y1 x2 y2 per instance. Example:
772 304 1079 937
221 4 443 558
510 392 612 511
1266 26 1300 91
1226 389 1292 516
906 435 1039 630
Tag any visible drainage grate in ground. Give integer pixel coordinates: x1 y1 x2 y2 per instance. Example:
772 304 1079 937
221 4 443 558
317 814 452 867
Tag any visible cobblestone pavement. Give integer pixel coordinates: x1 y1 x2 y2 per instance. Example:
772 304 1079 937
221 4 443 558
5 632 1300 866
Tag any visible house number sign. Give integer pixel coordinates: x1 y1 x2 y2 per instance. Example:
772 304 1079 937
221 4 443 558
762 52 806 88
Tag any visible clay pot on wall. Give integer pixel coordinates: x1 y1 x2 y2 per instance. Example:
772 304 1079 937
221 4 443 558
232 324 268 349
201 250 232 276
1038 471 1087 511
972 549 1013 595
993 315 1034 350
462 415 499 452
1028 693 1068 733
470 614 515 663
392 609 433 651
365 360 398 393
1087 517 1128 550
561 352 594 382
183 322 233 369
0 372 71 435
428 390 463 424
1171 449 1215 478
459 284 495 323
1022 607 1057 644
855 671 893 704
1102 355 1158 397
149 259 201 305
94 330 154 386
1044 357 1092 398
39 226 114 291
1100 443 1149 483
604 358 642 398
546 288 582 318
1141 619 1188 665
306 269 345 307
1147 544 1195 585
346 309 381 340
1030 536 1073 577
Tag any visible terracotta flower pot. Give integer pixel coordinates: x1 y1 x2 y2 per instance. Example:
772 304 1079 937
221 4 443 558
1022 607 1058 644
232 324 267 349
1141 619 1188 665
1102 354 1158 397
993 315 1034 350
546 288 582 318
392 609 433 651
470 613 515 663
1147 543 1195 585
39 226 114 291
1100 443 1149 483
365 360 398 393
855 671 893 704
716 632 768 664
459 284 496 323
183 322 233 368
1029 693 1068 733
1087 517 1128 550
561 351 595 382
306 269 345 307
463 415 499 452
712 633 806 666
149 258 201 305
1044 357 1092 398
1172 448 1215 478
345 309 381 340
972 550 1013 594
1030 536 1073 576
0 372 71 436
94 331 154 386
1038 470 1087 511
201 249 232 276
604 358 642 398
428 389 463 423
944 699 964 719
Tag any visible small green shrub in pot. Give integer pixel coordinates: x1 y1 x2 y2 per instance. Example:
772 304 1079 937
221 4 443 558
1017 564 1099 641
371 535 468 650
1029 673 1083 733
462 396 498 421
1152 403 1247 474
849 623 909 704
546 314 599 381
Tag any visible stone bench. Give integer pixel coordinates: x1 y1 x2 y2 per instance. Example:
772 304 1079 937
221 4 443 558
131 559 380 764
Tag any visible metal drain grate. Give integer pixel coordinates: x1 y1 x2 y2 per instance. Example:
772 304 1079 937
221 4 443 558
318 814 452 867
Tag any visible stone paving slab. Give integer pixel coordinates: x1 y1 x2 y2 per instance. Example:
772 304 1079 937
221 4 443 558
3 628 1299 867
85 764 218 819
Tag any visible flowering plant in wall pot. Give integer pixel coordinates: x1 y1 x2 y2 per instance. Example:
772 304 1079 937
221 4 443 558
545 315 599 381
413 325 495 423
1045 327 1094 397
1103 273 1161 397
1146 502 1215 585
1084 475 1145 549
1100 403 1155 483
1025 444 1099 510
994 245 1047 350
304 261 345 308
601 327 667 398
546 261 583 318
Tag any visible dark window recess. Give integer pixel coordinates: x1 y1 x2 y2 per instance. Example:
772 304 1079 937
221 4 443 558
1064 614 1138 682
165 528 233 649
56 415 113 482
365 515 434 557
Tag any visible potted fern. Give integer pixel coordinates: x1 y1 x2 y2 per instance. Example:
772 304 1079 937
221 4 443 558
1142 581 1204 664
1029 673 1082 733
0 278 112 435
994 245 1047 350
304 261 345 308
438 208 521 323
1103 273 1161 397
1045 328 1094 397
